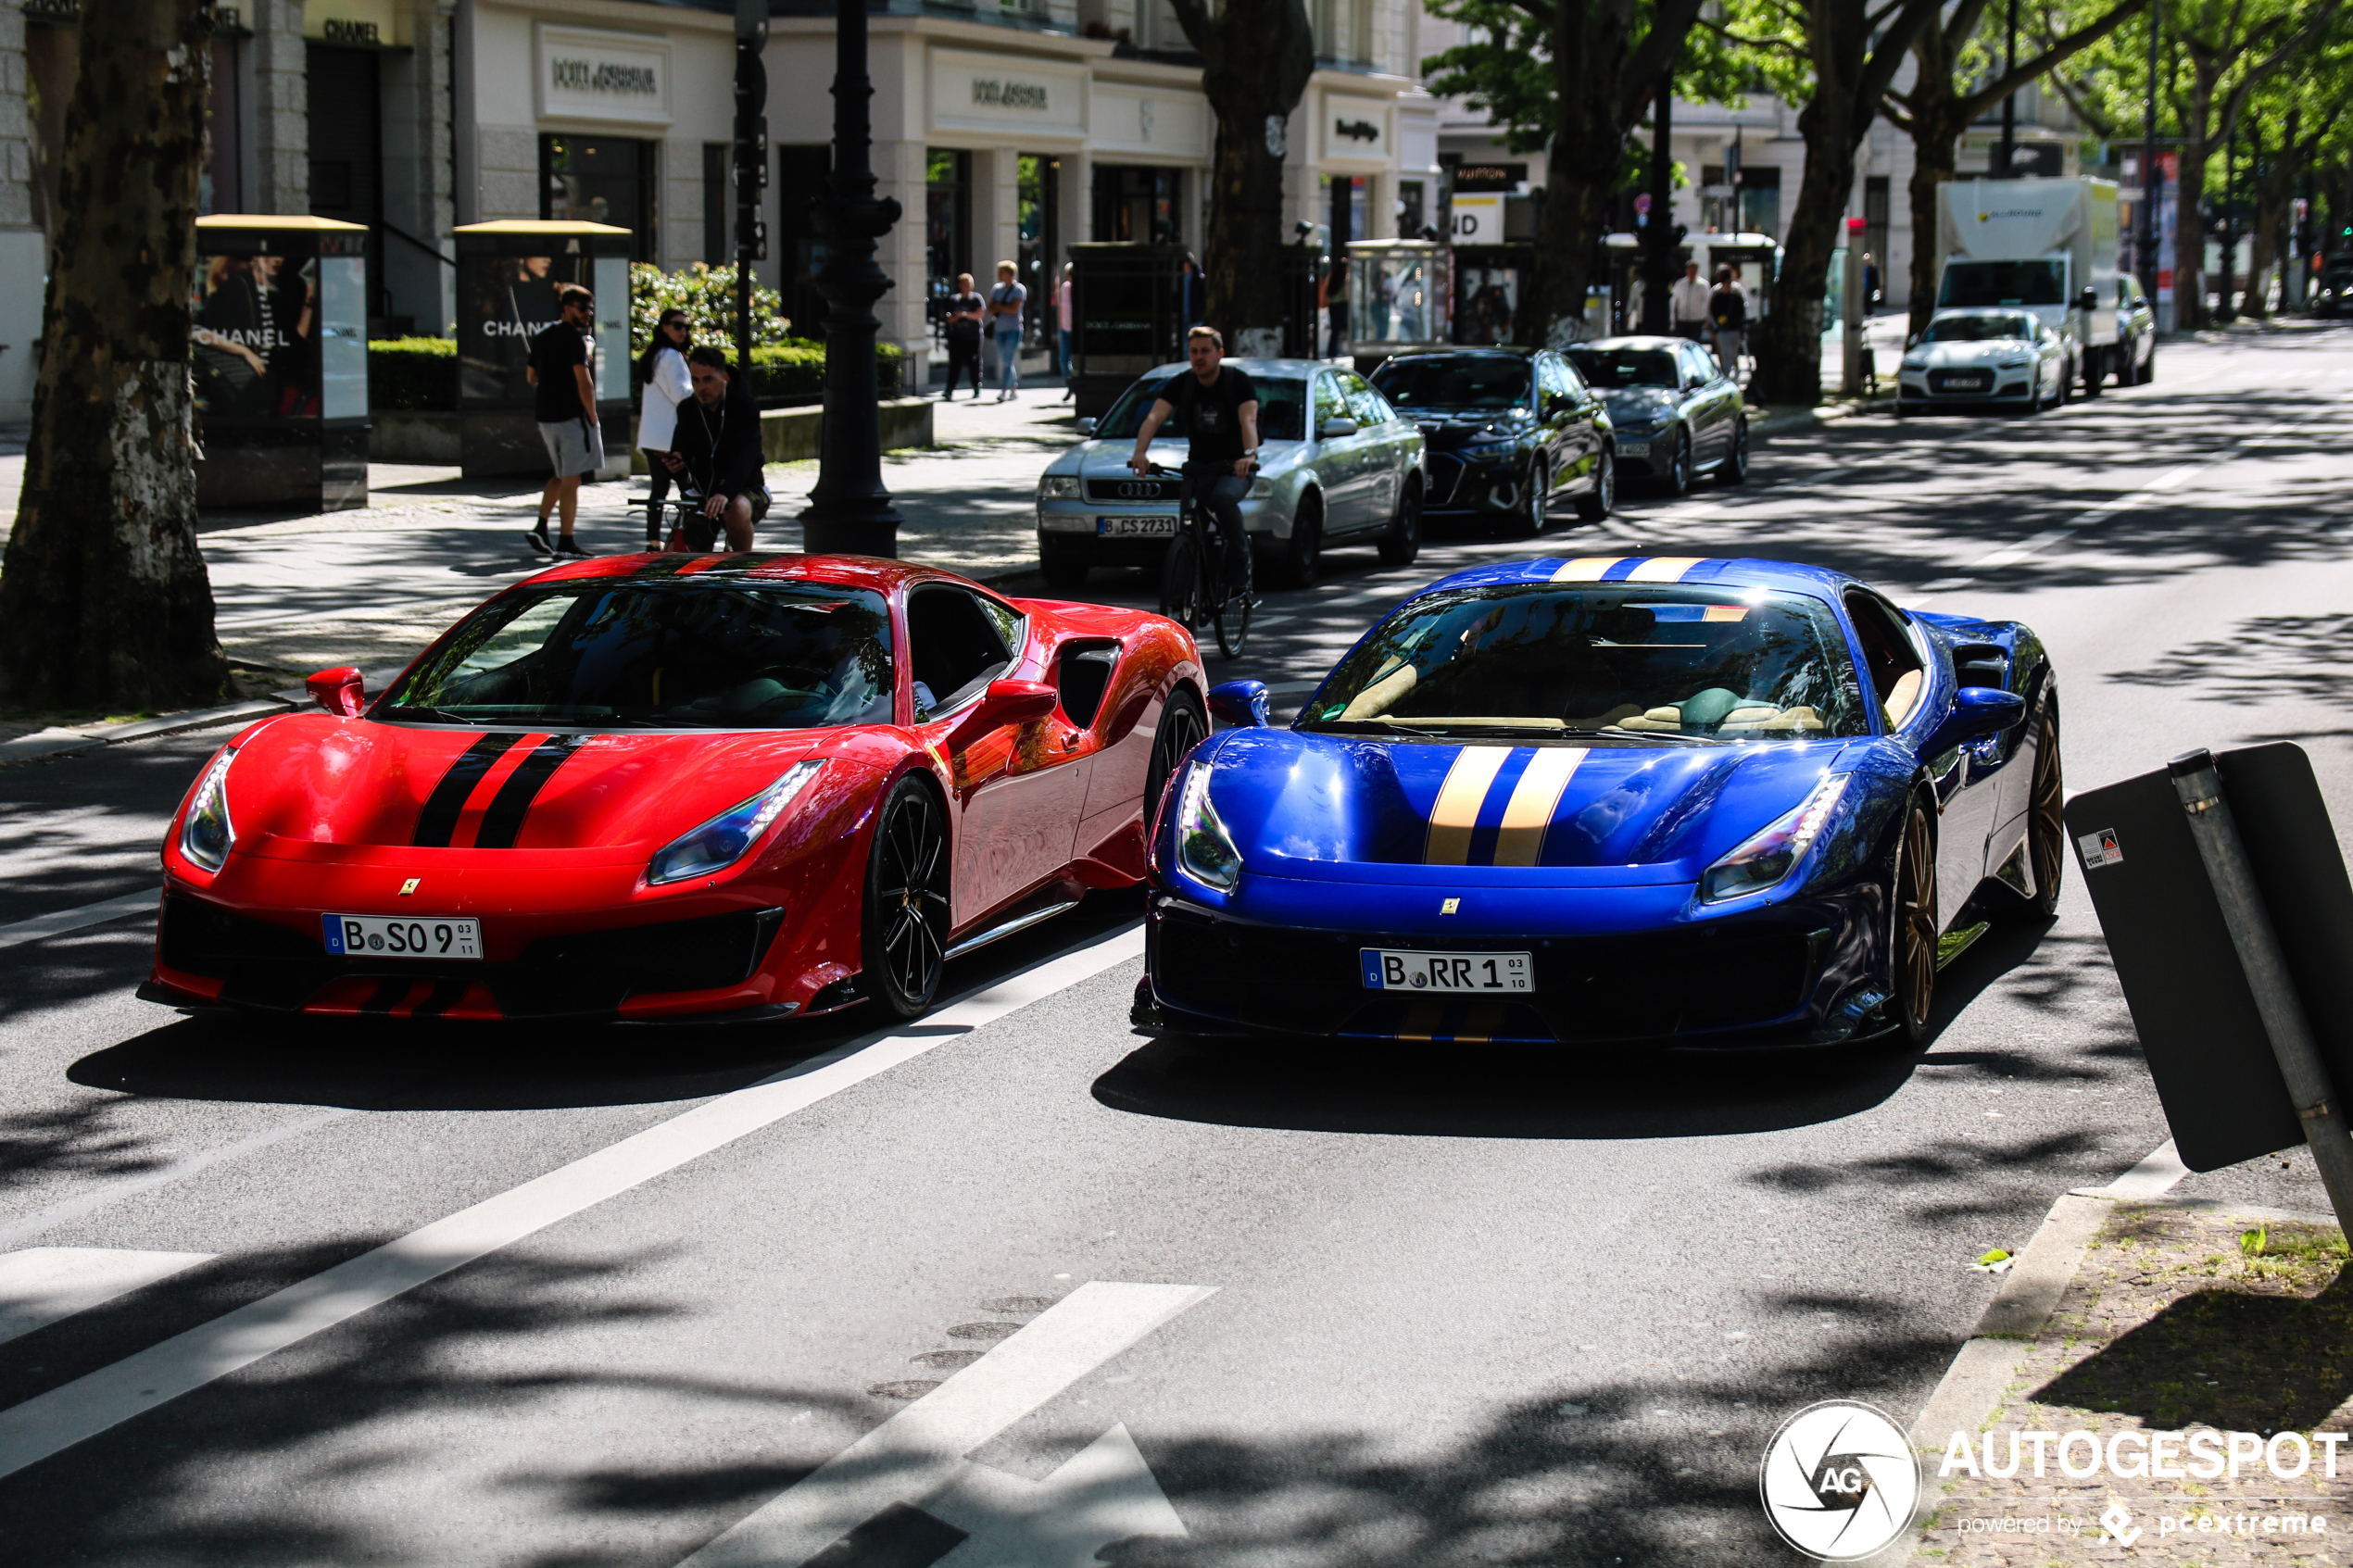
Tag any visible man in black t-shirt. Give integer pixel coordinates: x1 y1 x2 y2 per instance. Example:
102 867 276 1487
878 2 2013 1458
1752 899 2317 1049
522 284 601 557
940 272 986 400
1127 325 1260 593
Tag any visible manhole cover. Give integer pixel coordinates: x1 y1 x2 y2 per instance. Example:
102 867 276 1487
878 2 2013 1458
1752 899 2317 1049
980 1296 1058 1314
868 1379 942 1400
911 1349 985 1370
947 1321 1022 1341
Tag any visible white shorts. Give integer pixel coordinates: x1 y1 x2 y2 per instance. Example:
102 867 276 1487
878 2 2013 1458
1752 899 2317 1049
538 417 606 479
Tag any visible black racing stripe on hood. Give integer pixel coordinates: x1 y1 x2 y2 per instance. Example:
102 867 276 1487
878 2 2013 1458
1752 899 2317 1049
630 554 696 578
473 734 586 849
413 732 524 847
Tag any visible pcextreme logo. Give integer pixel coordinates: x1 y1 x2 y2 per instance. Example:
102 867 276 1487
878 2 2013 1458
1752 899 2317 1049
1759 1400 1923 1561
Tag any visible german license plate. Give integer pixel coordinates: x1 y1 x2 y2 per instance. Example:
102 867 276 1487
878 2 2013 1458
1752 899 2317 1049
323 913 483 960
1098 515 1177 537
1360 948 1532 993
1944 374 1989 390
1617 441 1650 458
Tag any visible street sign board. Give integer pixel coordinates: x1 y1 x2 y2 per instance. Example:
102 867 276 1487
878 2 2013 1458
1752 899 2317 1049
2065 743 2353 1171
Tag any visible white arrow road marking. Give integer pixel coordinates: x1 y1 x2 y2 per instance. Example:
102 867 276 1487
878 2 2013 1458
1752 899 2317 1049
0 1248 216 1348
0 925 1145 1481
679 1281 1214 1568
927 1423 1187 1568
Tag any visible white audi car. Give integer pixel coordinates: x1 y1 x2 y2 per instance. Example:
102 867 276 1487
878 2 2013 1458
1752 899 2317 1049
1895 308 2072 416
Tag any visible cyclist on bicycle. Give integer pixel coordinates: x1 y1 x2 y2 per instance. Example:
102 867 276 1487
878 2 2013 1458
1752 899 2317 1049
1126 325 1259 600
659 345 768 552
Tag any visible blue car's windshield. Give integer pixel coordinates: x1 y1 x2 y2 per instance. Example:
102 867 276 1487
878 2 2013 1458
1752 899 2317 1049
380 580 895 730
1093 373 1307 442
1302 583 1870 741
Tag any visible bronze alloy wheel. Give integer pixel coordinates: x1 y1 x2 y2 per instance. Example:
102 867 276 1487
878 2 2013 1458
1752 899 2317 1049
1894 800 1938 1043
862 777 950 1019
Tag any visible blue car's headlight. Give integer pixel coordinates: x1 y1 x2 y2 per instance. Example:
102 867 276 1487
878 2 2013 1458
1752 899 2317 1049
180 747 237 873
1175 761 1241 890
648 759 825 885
1699 773 1850 903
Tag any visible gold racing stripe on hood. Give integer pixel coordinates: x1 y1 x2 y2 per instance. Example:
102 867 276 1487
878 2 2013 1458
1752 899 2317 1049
1550 557 1627 582
1492 746 1587 867
1424 746 1515 865
1626 556 1708 582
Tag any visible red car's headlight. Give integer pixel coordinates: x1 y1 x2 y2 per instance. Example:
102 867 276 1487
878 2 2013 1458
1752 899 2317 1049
647 759 825 886
179 748 238 873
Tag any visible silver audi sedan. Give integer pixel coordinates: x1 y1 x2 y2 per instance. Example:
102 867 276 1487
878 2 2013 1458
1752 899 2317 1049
1034 358 1428 591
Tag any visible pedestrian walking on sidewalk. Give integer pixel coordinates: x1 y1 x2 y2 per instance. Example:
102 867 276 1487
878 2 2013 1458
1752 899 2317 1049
1056 261 1075 398
635 310 693 549
1670 261 1711 342
524 283 600 558
942 274 985 400
988 261 1027 402
1708 266 1747 379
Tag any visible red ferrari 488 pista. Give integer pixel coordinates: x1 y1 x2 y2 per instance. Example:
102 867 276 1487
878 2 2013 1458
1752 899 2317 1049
145 553 1206 1023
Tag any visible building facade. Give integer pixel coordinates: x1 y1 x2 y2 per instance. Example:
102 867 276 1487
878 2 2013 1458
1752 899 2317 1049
0 0 1440 421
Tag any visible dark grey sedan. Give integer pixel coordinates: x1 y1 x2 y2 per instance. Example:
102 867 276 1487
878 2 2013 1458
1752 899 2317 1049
1567 337 1750 495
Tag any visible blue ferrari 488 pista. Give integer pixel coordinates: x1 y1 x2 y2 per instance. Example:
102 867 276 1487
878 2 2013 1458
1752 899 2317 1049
1141 555 2063 1048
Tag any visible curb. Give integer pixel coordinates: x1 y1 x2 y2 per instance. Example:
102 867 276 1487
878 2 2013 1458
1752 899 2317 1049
0 697 293 765
1888 1185 2345 1564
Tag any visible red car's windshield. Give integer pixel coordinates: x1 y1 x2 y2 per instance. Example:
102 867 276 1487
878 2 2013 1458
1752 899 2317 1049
379 581 895 730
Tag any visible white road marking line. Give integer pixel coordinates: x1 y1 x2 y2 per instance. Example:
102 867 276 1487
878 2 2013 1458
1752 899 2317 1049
0 924 1146 1481
2092 1137 2190 1199
677 1281 1214 1568
0 1109 358 1251
926 1422 1187 1565
0 1249 216 1348
0 889 158 951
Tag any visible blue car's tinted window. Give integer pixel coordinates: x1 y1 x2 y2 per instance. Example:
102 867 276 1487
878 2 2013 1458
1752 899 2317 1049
1304 584 1869 741
1566 349 1679 389
382 581 895 730
1093 374 1306 442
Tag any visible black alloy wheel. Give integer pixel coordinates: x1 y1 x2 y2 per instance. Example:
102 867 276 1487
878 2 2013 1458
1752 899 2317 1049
1378 478 1423 567
1573 447 1615 521
1276 495 1323 589
1662 430 1692 496
1892 798 1939 1045
862 777 950 1020
1143 685 1208 832
1521 457 1552 535
1718 418 1750 483
2000 696 2065 921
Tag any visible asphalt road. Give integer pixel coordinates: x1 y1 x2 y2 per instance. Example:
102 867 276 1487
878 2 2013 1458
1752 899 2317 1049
2 325 2348 1566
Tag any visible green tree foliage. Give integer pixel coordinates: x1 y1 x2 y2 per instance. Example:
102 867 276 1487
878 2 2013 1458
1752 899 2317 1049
629 262 796 355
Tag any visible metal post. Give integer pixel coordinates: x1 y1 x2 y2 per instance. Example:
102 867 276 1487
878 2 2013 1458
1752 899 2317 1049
2169 750 2353 1234
800 0 904 556
1842 216 1866 395
2140 0 2160 305
1999 0 2018 176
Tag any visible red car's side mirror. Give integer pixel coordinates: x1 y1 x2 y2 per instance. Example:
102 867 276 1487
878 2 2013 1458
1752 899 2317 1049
973 677 1059 729
307 666 365 718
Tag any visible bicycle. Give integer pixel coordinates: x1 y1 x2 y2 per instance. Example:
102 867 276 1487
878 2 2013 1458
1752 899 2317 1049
1146 463 1251 658
649 495 732 554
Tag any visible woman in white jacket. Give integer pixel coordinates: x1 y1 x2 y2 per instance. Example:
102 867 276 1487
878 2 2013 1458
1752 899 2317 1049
635 311 694 548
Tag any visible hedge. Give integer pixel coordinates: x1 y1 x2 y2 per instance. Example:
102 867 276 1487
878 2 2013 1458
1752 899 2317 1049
368 336 456 411
365 332 901 412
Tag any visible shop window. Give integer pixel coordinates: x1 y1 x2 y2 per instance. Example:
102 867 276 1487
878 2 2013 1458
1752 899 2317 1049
703 143 728 265
1092 166 1181 245
778 145 832 341
1016 153 1059 350
926 148 974 350
1738 167 1780 240
541 135 658 264
1398 181 1425 239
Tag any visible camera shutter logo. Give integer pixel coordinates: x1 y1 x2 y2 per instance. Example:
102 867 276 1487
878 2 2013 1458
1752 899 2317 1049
1758 1400 1921 1561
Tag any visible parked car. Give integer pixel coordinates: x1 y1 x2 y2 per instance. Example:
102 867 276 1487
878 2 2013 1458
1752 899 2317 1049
1894 309 2072 416
2310 257 2353 320
1035 358 1427 591
1566 337 1750 495
1369 346 1615 532
2103 273 2158 386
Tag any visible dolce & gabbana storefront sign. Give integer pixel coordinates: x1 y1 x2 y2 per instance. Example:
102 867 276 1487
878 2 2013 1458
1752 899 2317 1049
535 23 673 126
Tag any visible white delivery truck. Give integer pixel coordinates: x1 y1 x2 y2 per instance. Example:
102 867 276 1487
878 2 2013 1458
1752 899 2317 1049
1935 177 2122 394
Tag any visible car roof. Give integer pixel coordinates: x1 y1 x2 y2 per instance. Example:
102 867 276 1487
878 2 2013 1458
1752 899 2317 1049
1578 336 1692 352
518 552 1004 599
1406 555 1863 604
1134 358 1327 379
1378 345 1538 361
1930 307 2036 318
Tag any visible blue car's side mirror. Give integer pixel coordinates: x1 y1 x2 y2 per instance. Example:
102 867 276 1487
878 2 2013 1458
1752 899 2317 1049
1921 685 2026 755
1209 679 1272 728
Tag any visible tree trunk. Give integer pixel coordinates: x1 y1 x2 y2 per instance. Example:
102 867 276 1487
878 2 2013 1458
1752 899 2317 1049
1750 82 1858 405
2239 111 2299 320
0 0 226 712
1177 0 1315 352
2173 74 2218 330
1515 0 1633 347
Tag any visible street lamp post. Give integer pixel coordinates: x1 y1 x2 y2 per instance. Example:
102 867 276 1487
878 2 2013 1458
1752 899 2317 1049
1641 70 1675 336
800 0 905 557
734 0 768 378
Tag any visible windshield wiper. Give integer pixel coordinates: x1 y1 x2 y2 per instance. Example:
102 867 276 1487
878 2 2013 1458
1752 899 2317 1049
383 705 491 725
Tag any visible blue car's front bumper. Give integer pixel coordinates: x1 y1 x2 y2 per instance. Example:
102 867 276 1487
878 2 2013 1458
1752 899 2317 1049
1145 878 1890 1048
